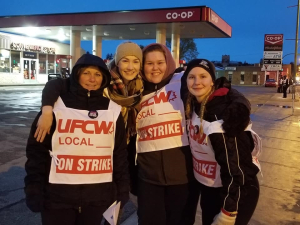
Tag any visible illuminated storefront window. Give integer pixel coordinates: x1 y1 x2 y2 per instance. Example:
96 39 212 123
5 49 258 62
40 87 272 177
48 55 55 73
0 49 10 73
39 54 47 74
11 51 21 73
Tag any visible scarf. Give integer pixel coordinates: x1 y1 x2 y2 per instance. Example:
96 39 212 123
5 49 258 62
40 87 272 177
105 60 144 143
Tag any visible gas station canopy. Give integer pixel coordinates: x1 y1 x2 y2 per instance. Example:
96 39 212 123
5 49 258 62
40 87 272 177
0 6 231 41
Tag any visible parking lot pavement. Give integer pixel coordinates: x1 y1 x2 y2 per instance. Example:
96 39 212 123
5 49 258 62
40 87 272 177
1 86 300 225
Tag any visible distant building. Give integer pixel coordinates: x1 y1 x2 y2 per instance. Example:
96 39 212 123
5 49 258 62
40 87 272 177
212 61 291 85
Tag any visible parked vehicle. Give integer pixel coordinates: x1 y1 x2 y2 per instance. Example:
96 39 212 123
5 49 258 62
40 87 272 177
265 79 277 87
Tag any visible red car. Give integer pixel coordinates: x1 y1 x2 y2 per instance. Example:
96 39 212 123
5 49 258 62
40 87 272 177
265 79 277 87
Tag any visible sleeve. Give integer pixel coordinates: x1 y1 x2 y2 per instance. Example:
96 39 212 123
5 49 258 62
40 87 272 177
24 112 55 212
209 133 245 212
222 91 251 137
113 113 130 208
209 100 253 213
42 78 70 107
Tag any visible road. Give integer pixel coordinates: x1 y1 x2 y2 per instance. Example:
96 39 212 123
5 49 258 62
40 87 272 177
0 85 299 225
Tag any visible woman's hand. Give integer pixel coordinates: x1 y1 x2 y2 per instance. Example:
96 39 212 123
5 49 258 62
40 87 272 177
34 106 53 142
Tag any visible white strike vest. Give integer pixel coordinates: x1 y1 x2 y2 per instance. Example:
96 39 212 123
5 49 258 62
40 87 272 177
189 111 262 187
136 72 189 153
49 97 121 184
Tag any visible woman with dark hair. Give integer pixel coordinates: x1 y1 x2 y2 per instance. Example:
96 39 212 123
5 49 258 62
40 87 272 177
24 53 129 225
182 59 261 225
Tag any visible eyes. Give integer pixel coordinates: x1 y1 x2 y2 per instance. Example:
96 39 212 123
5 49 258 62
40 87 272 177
120 59 140 64
145 61 166 66
83 71 102 77
188 74 208 80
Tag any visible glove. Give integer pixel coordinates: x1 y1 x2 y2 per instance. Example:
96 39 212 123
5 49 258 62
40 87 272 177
211 209 237 225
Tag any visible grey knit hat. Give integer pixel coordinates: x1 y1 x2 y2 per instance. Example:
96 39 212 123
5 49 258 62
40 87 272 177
115 42 143 65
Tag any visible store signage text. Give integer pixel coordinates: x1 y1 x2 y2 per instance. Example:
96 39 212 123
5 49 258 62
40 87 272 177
166 11 193 20
10 42 55 54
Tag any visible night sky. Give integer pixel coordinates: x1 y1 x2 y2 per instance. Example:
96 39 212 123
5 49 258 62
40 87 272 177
0 0 298 64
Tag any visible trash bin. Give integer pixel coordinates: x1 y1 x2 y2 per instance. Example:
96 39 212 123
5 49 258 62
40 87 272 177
48 73 62 81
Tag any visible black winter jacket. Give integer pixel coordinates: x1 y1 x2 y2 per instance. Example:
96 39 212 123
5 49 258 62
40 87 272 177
24 54 129 213
194 88 259 212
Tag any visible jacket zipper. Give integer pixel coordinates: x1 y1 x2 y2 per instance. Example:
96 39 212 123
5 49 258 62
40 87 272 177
79 206 82 213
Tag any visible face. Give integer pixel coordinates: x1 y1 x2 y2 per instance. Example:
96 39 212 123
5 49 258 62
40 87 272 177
187 67 214 103
143 51 167 84
79 66 103 91
117 56 141 84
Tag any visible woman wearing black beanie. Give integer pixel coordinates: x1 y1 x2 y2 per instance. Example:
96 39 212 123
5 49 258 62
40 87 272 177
182 59 261 225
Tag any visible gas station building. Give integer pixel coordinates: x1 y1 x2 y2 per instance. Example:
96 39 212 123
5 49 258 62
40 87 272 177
0 6 231 85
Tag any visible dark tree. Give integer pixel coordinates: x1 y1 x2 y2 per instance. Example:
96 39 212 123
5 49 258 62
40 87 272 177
166 38 199 62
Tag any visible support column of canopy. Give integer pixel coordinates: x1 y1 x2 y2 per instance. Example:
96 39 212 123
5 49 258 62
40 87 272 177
92 25 103 58
156 24 166 45
171 24 180 68
70 29 81 69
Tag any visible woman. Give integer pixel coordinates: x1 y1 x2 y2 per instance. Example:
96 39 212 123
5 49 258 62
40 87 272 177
24 53 129 225
34 43 198 224
133 43 196 225
35 41 143 144
182 59 261 225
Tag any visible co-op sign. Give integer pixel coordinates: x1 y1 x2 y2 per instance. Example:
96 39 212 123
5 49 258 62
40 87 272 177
264 34 283 51
166 11 194 19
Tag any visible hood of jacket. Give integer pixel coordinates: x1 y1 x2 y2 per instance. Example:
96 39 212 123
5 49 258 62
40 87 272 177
141 43 176 94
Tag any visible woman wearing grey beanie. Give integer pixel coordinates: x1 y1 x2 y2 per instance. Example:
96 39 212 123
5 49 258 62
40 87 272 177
36 41 144 144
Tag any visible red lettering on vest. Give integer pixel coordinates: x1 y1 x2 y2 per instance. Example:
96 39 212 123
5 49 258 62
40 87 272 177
137 109 155 120
59 137 94 146
57 119 113 134
56 155 112 174
137 120 182 141
140 91 177 109
189 123 207 145
193 157 217 179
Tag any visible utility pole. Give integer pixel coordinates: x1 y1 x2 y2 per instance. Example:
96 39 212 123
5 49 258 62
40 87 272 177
294 0 300 79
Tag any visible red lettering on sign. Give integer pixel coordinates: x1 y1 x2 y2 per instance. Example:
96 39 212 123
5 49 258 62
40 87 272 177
140 91 177 109
193 157 217 179
137 120 182 141
59 137 93 146
57 119 113 134
189 123 207 145
56 155 112 174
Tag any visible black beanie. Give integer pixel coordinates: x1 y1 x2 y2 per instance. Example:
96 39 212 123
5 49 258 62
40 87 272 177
183 59 216 82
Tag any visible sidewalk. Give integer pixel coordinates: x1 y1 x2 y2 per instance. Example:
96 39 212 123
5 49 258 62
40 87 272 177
121 90 300 225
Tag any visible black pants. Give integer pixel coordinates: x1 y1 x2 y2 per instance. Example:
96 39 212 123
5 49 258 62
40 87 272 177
137 179 194 225
41 205 107 225
199 176 260 225
283 85 288 98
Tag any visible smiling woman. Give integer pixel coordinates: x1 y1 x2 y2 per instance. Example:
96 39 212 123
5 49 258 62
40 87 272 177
78 66 103 91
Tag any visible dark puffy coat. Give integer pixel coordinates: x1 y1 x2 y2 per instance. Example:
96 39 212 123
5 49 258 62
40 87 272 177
24 54 129 212
194 88 259 212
